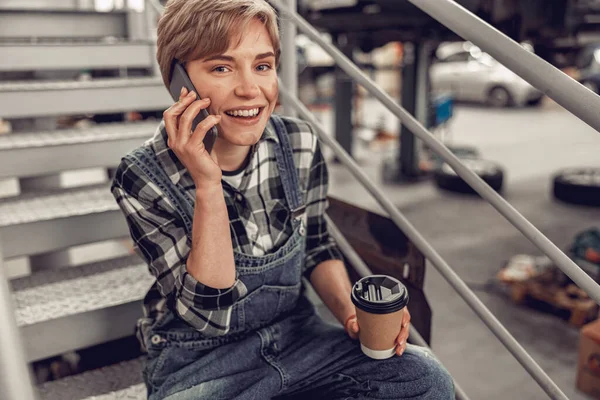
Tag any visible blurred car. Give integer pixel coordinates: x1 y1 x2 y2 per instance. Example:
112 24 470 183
430 42 543 107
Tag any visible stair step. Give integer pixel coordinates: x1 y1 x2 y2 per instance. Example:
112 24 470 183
0 9 128 39
0 77 171 118
0 41 154 71
0 121 156 179
0 185 127 259
12 255 152 361
37 357 145 400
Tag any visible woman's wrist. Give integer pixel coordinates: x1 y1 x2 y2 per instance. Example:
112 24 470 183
195 182 223 203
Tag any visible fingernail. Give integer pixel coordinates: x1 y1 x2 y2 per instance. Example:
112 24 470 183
187 91 196 98
180 87 185 97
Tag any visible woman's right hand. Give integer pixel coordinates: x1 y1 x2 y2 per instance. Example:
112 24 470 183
163 86 222 190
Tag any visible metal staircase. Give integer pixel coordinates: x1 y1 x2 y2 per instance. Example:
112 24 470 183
3 0 600 399
0 1 166 398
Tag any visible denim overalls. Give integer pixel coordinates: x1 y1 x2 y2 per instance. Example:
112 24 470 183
127 115 455 400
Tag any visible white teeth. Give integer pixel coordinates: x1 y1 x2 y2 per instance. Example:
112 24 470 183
227 108 260 117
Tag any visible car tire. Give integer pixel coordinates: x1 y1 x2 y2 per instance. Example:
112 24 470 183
487 86 512 108
552 168 600 207
434 158 504 194
428 144 480 167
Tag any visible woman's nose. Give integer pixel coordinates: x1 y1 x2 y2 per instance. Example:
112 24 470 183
234 73 260 99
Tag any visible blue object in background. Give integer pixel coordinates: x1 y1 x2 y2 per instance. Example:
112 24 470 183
433 93 454 126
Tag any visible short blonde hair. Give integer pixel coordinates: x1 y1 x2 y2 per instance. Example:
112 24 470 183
156 0 280 88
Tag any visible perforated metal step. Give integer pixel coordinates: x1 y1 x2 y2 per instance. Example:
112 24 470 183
0 77 172 118
0 186 128 259
37 357 146 400
0 121 156 178
12 255 153 362
0 77 162 92
12 254 151 327
0 41 154 71
0 121 155 150
0 9 128 40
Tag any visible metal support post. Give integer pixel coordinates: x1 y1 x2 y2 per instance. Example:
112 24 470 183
144 0 161 78
280 0 298 118
399 42 419 178
0 239 37 400
385 41 431 181
334 34 354 159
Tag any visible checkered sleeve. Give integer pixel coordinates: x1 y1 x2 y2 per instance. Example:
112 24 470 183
110 158 246 336
303 131 344 281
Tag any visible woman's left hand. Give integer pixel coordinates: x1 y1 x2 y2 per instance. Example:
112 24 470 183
395 308 411 356
345 308 411 357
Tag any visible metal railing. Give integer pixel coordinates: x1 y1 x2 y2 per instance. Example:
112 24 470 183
1 0 598 398
271 0 600 399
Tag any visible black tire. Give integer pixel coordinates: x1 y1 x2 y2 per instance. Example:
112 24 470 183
434 158 504 194
428 145 480 168
552 168 600 207
487 86 512 108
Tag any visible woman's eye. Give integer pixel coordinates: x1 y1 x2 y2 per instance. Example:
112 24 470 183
256 64 272 72
213 66 230 73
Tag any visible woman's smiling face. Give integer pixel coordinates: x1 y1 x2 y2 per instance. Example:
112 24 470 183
185 18 278 148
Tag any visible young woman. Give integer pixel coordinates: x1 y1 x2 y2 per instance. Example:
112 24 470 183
111 0 454 398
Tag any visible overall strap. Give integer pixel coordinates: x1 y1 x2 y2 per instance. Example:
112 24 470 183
269 115 306 223
124 147 195 235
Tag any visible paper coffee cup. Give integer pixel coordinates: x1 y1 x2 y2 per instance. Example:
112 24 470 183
351 275 409 360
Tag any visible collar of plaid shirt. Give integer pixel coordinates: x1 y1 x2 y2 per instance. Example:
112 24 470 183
151 119 280 187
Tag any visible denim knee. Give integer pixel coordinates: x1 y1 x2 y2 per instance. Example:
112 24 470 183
409 346 455 399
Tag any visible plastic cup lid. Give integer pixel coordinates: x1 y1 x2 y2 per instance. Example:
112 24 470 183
351 275 409 314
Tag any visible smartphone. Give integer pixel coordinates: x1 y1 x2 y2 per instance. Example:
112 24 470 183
168 61 218 154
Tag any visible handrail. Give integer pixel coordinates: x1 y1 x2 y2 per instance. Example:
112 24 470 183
278 84 568 400
326 216 471 400
0 240 37 400
408 0 600 134
270 0 600 307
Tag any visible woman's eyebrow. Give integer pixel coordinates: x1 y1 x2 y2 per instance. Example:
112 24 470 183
255 52 275 60
203 52 275 62
204 55 235 62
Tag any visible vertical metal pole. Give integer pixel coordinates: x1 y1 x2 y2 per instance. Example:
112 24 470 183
334 34 354 158
280 0 298 118
144 0 161 78
0 239 37 400
398 42 419 178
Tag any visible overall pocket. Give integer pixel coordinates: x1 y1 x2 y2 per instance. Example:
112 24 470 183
232 283 302 333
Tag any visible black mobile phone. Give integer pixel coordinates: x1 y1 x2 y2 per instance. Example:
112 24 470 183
168 61 218 154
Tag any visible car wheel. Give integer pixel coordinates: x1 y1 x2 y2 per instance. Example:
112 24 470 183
487 86 512 108
428 145 480 167
434 158 505 194
583 81 599 94
552 168 600 206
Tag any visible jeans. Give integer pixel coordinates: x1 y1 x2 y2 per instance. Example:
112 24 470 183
145 305 455 400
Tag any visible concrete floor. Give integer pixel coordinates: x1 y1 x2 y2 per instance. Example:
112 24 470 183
324 99 600 399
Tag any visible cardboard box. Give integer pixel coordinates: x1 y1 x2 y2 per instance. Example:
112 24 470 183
577 319 600 398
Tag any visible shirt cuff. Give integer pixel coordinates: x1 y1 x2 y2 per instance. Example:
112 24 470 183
304 242 344 280
175 265 247 310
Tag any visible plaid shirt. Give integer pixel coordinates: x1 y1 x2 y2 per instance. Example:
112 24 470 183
111 116 343 336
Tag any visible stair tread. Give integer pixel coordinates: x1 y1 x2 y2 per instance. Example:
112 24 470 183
0 121 156 150
12 255 151 327
37 357 146 400
0 77 163 92
0 38 150 46
0 185 119 227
